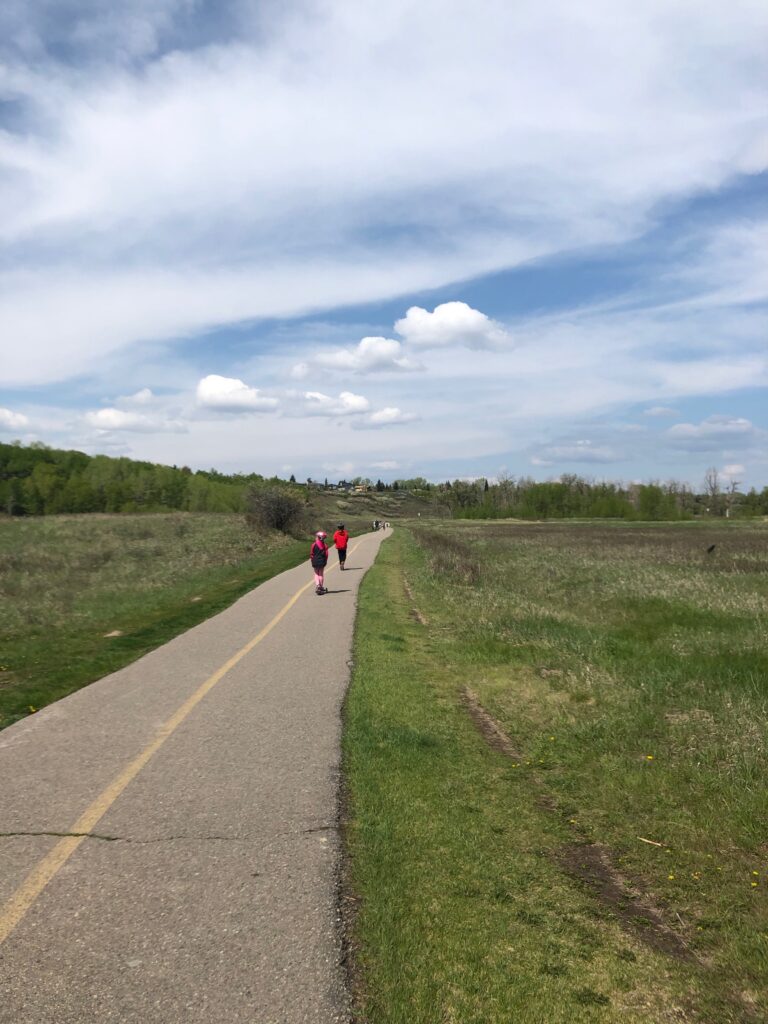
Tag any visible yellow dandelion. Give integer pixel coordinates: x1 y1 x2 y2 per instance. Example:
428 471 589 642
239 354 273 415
28 705 37 713
646 755 654 760
752 871 759 876
668 874 675 880
751 882 758 888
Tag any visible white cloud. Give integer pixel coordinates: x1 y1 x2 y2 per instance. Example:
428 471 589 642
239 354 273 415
296 390 370 417
3 2 765 384
371 460 399 470
0 407 30 430
666 415 756 449
195 374 278 413
722 463 746 479
353 407 419 430
395 302 511 350
643 406 678 417
116 387 156 407
299 336 424 375
83 407 186 433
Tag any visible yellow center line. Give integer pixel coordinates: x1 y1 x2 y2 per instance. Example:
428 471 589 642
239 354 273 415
0 537 368 946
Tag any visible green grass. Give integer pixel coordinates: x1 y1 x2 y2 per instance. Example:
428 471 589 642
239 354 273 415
343 523 768 1023
0 513 309 729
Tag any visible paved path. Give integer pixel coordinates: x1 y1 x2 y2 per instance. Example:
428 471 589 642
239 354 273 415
0 529 389 1024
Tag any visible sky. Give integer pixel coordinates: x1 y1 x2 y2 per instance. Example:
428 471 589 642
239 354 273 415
0 0 766 488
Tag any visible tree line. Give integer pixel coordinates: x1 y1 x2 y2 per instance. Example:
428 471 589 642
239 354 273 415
432 473 768 520
2 441 766 520
0 441 273 515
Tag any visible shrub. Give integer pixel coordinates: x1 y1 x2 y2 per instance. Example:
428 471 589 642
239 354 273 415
245 486 305 534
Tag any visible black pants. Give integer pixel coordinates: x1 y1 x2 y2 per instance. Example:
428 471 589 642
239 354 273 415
338 548 347 564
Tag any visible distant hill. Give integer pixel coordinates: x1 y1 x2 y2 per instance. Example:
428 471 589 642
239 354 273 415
0 441 433 519
305 486 435 532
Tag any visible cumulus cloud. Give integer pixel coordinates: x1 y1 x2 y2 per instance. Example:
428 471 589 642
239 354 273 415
294 390 370 417
196 374 278 413
395 302 511 350
352 407 419 430
83 407 186 433
722 463 746 479
0 407 30 430
296 336 424 376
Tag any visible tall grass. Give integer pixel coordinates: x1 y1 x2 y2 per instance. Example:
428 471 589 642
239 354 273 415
0 513 307 728
344 522 768 1022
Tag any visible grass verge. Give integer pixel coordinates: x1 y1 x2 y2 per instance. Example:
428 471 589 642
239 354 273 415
342 524 767 1023
0 513 308 729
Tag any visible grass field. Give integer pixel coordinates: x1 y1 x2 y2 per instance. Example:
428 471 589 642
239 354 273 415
0 513 309 729
343 522 768 1023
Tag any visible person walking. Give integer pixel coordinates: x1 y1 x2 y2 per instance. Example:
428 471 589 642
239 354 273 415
333 522 349 570
310 530 329 594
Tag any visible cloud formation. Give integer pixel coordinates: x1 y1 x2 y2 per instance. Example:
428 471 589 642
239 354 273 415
117 387 156 407
395 302 511 350
296 391 370 417
0 407 29 430
294 336 424 376
84 407 185 433
1 2 765 384
666 415 757 450
353 407 419 430
196 374 278 413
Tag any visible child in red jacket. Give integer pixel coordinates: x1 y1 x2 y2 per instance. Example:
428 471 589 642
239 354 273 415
333 523 349 570
310 531 329 594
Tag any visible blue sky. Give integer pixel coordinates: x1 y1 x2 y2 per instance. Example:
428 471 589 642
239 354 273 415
0 1 766 487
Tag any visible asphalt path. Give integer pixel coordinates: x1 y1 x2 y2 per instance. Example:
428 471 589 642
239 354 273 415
0 528 390 1023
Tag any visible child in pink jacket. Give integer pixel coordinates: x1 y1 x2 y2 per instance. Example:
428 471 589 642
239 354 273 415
310 531 329 595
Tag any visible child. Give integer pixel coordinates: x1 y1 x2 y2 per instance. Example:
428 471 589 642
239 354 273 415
333 522 349 570
310 531 329 594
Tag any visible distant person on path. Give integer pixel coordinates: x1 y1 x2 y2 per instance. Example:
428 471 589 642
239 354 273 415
333 523 349 570
310 531 329 595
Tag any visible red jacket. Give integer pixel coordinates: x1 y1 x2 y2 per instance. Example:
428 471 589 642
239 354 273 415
333 529 349 550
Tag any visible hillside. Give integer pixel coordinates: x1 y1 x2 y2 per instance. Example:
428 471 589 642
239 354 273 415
305 486 436 532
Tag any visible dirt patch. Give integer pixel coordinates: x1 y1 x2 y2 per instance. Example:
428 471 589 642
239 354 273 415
102 629 123 638
403 577 428 626
538 666 563 679
559 843 695 963
461 685 701 967
461 686 523 760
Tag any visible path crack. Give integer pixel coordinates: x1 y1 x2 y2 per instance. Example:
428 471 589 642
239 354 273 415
0 824 337 844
